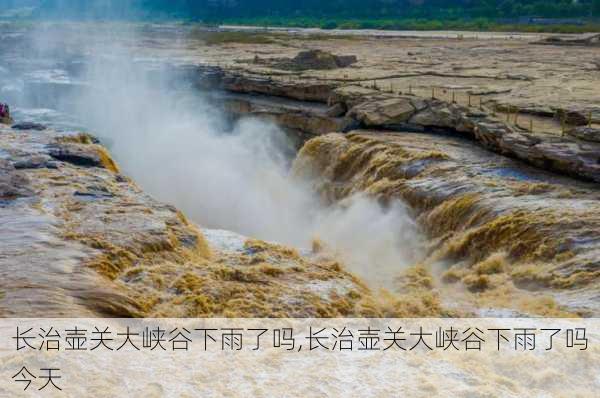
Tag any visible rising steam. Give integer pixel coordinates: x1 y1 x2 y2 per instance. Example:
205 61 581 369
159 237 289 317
30 24 425 288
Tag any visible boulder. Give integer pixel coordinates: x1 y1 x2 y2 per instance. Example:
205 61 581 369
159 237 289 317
409 102 463 130
277 50 358 71
554 108 589 126
334 55 358 68
12 122 47 131
47 143 115 171
349 97 415 127
330 85 382 109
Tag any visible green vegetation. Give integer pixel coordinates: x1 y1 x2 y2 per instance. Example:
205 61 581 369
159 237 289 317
136 0 600 22
5 1 600 33
223 17 600 34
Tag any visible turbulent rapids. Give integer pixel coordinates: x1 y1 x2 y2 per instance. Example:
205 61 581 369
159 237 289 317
294 132 600 316
1 23 599 318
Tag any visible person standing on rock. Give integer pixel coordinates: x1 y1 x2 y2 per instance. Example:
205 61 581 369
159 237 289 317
0 102 12 124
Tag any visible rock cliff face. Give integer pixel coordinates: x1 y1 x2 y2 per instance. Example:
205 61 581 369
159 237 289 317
0 124 386 318
221 93 353 137
204 67 600 184
331 85 600 183
221 73 335 103
292 131 600 316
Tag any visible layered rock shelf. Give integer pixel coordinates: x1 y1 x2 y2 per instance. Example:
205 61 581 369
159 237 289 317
201 67 600 184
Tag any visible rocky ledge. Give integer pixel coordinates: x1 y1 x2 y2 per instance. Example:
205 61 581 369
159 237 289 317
219 92 353 138
201 67 600 184
332 85 600 183
0 123 391 318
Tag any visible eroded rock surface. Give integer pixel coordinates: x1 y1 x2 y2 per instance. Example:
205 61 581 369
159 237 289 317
215 73 600 183
221 72 335 102
0 125 383 317
221 92 353 136
273 49 357 71
0 159 32 199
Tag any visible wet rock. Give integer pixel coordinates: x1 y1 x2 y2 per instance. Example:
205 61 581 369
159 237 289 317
47 143 108 169
567 126 600 143
0 159 32 199
115 174 129 183
275 111 351 136
12 154 56 169
12 122 47 131
178 233 200 249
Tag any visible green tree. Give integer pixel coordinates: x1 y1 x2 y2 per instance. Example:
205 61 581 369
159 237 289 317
593 0 600 16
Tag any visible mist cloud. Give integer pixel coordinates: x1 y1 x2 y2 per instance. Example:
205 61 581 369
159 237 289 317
32 23 425 288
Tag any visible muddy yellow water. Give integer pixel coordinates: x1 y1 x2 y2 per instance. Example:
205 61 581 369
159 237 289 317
293 130 600 317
